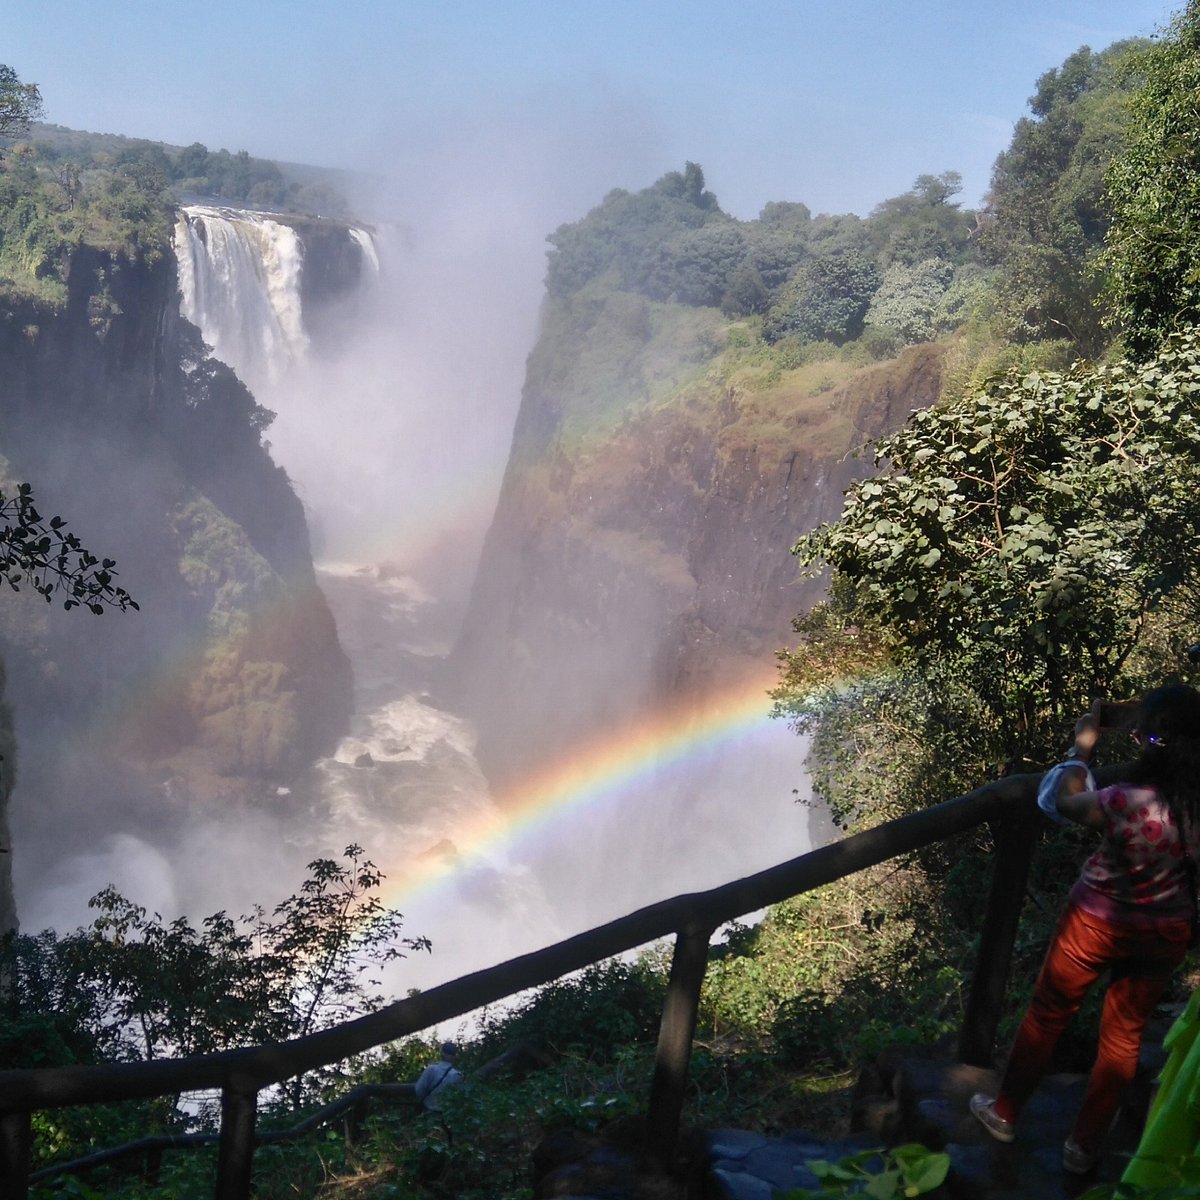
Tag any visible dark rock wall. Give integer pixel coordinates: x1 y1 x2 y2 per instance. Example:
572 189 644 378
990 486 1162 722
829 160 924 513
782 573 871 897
282 214 374 353
0 244 352 926
450 343 944 790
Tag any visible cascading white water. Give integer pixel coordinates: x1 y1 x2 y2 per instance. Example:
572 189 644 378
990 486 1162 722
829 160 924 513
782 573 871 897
175 206 312 395
169 206 569 990
348 226 381 275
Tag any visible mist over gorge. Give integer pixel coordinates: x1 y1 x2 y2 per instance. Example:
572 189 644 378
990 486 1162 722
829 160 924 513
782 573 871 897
0 139 958 980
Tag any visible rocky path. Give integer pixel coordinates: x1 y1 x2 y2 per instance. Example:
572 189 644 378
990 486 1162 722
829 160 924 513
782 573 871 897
701 1003 1183 1200
536 1004 1181 1198
703 1066 1132 1199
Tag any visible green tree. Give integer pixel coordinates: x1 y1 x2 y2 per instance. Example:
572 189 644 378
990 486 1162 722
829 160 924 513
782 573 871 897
655 159 719 210
174 140 211 181
758 200 812 229
639 220 748 306
743 223 811 290
763 248 882 344
545 163 726 299
2 847 428 1081
806 212 872 258
1105 2 1200 355
866 171 976 268
864 257 955 344
0 64 43 148
721 260 770 316
785 330 1200 767
983 41 1145 355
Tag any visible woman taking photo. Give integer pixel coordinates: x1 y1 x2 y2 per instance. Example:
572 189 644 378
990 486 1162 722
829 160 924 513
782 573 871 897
971 684 1200 1174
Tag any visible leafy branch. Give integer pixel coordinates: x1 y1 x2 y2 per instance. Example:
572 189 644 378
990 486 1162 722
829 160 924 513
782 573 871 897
0 483 138 614
1 846 429 1112
790 331 1200 767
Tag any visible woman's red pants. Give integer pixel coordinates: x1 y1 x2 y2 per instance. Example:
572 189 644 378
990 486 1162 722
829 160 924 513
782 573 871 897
996 902 1191 1152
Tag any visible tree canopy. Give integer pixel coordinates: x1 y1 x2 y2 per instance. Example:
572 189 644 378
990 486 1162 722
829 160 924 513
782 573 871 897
763 248 883 344
1104 1 1200 355
0 65 42 148
3 847 425 1087
783 331 1200 768
981 40 1145 356
544 162 728 299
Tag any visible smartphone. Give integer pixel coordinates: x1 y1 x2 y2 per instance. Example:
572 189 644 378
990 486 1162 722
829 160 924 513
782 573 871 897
1096 700 1139 731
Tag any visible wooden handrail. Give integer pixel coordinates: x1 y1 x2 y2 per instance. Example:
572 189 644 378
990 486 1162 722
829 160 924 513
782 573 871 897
0 771 1043 1197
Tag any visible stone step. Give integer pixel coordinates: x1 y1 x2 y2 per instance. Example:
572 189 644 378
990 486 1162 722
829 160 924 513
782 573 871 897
703 1021 1177 1200
537 1004 1185 1198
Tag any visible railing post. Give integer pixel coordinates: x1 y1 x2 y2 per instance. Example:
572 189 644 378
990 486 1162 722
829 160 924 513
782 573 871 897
645 922 713 1169
958 796 1040 1067
144 1143 164 1186
344 1096 370 1146
0 1109 31 1200
215 1080 258 1200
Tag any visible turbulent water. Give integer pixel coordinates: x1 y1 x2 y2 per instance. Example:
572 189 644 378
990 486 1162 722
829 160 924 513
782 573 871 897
303 560 815 994
167 206 816 994
297 562 565 992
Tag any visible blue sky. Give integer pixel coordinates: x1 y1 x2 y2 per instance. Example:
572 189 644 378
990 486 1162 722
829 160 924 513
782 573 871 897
6 1 1176 225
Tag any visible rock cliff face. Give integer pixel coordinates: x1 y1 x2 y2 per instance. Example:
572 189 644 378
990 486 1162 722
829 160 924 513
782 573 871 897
450 306 944 789
0 242 352 925
287 215 377 351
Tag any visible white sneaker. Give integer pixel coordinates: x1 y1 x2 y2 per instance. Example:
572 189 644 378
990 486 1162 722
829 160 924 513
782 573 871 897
1062 1137 1097 1175
969 1093 1016 1143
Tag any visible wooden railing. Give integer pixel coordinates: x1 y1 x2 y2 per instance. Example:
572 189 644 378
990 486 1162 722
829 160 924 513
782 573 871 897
0 771 1045 1199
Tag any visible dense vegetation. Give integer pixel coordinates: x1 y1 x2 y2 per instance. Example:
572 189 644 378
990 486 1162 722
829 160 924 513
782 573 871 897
766 10 1200 1199
0 136 176 306
0 114 346 308
544 162 983 357
3 848 424 1072
8 3 1200 1196
539 29 1143 388
775 1 1200 874
31 126 348 217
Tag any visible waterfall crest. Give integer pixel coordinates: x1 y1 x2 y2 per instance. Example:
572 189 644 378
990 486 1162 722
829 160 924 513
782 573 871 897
175 206 309 393
174 205 380 396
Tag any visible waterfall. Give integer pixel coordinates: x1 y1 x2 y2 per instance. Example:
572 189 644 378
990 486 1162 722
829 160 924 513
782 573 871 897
174 205 381 397
155 210 815 996
164 206 567 989
175 206 309 394
349 226 381 275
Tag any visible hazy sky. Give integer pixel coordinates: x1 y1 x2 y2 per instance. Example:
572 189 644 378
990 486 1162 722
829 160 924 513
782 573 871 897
6 0 1177 225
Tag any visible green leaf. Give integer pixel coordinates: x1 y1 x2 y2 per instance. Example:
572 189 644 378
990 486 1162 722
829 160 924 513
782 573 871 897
864 1168 902 1199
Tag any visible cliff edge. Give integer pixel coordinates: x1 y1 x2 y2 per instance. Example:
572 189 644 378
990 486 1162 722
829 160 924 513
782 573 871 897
0 240 352 925
449 289 943 789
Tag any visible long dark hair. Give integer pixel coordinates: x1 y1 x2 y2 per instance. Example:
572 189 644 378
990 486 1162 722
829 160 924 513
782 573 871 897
1127 683 1200 825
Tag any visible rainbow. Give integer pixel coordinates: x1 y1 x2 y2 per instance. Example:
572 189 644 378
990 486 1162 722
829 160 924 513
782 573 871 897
375 663 798 910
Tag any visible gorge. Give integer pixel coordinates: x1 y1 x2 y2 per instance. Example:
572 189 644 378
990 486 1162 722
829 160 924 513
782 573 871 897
0 169 945 996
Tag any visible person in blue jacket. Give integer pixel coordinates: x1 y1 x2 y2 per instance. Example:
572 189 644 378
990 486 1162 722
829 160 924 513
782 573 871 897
414 1041 463 1112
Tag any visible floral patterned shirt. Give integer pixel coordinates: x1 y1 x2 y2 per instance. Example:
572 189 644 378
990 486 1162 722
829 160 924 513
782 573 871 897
1071 783 1198 926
